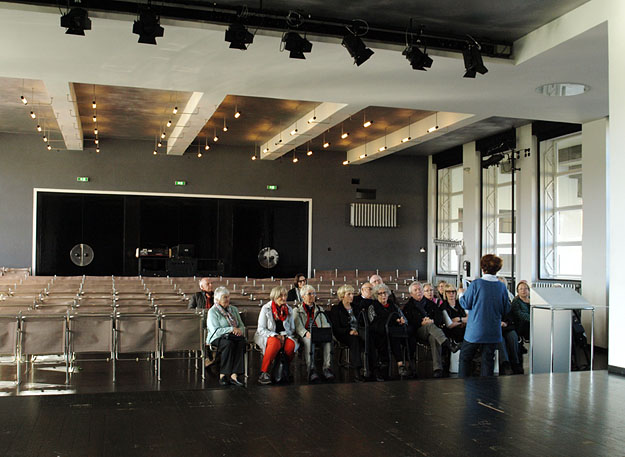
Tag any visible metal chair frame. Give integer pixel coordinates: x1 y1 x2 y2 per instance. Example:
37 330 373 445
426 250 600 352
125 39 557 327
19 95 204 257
157 309 206 381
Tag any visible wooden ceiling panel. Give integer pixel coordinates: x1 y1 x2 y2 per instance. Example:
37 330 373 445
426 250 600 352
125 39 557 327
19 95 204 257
73 83 194 141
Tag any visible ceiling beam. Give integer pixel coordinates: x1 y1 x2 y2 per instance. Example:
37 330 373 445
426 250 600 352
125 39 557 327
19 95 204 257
346 111 489 164
166 92 220 155
44 80 83 151
260 102 364 160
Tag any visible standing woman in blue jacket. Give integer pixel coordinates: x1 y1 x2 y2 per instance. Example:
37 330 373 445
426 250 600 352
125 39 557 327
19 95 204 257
458 254 511 377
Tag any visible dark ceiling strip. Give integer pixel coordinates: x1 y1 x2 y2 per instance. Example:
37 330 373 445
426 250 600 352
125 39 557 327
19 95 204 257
10 0 513 58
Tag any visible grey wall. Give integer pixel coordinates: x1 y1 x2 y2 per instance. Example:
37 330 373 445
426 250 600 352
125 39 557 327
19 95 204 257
0 132 428 273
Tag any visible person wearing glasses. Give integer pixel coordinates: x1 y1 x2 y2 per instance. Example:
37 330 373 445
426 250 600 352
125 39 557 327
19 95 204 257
293 284 334 382
368 284 412 379
206 287 246 386
403 281 459 378
255 286 298 385
423 283 442 306
440 284 467 343
287 273 307 303
353 281 373 308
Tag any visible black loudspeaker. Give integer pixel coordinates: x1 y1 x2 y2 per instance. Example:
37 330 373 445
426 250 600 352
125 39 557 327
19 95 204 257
167 258 197 277
171 244 195 258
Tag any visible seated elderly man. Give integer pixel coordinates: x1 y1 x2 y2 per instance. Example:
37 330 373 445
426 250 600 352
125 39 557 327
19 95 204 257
369 274 398 305
293 284 334 382
353 281 373 308
188 277 214 310
403 281 459 378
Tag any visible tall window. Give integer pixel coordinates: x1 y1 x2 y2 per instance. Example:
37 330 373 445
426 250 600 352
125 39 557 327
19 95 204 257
437 165 463 274
540 133 582 279
482 159 515 276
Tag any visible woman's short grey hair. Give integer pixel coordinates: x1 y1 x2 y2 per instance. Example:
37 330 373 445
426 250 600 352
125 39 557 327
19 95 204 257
213 286 229 304
373 283 391 298
269 286 288 302
299 284 315 297
337 284 355 300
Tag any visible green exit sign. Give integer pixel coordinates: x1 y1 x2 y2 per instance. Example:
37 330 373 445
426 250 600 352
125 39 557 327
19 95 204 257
175 180 186 186
267 185 278 190
76 177 89 182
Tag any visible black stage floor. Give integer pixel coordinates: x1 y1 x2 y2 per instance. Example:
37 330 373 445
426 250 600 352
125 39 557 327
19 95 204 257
0 370 623 457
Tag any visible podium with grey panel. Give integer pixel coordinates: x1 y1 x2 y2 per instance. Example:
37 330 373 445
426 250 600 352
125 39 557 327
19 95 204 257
530 287 594 374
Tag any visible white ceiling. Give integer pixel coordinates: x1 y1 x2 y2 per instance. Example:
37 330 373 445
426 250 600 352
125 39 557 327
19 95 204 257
0 2 609 160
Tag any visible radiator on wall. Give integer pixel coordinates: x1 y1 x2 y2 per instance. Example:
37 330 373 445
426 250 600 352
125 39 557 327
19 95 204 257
349 203 399 228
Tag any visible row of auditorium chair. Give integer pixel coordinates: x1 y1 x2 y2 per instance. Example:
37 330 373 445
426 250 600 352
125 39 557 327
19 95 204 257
0 269 421 386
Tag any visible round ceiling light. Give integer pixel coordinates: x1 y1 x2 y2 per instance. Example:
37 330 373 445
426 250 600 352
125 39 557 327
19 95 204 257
536 82 589 97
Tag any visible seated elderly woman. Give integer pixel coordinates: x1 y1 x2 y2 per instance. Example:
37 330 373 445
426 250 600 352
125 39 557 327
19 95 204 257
423 282 442 306
440 284 467 343
511 280 530 340
329 284 365 381
294 284 334 382
206 286 246 386
368 283 411 379
255 286 298 385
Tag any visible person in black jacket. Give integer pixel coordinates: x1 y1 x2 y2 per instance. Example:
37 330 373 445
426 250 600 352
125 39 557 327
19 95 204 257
330 284 365 381
352 281 373 308
367 284 411 379
403 281 459 378
440 284 467 343
286 273 306 304
188 277 214 310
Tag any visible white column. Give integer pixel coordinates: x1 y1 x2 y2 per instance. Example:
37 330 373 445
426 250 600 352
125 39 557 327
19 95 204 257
582 118 609 348
462 142 480 280
427 156 437 282
515 124 538 284
608 0 625 369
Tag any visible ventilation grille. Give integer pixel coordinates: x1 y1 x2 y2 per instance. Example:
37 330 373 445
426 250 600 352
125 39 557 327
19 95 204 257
349 203 398 228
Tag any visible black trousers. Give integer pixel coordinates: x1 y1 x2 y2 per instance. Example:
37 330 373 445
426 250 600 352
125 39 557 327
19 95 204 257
335 332 363 369
214 336 245 376
372 331 407 365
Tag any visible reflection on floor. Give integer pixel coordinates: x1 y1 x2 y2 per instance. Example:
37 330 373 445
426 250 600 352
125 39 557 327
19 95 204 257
0 347 607 396
0 369 622 457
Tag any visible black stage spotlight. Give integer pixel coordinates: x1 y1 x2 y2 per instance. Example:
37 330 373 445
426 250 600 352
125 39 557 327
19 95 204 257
133 7 164 45
60 7 91 36
463 43 488 78
402 45 433 71
283 32 312 59
342 34 374 66
225 23 254 50
481 152 504 168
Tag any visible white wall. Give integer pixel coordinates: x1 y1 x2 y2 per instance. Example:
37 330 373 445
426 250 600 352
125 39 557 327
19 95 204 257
607 0 625 369
462 142 480 280
582 118 609 349
515 124 538 285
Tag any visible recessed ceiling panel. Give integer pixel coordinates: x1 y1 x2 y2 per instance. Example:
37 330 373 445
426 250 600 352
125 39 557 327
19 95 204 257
73 83 194 142
0 77 61 139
